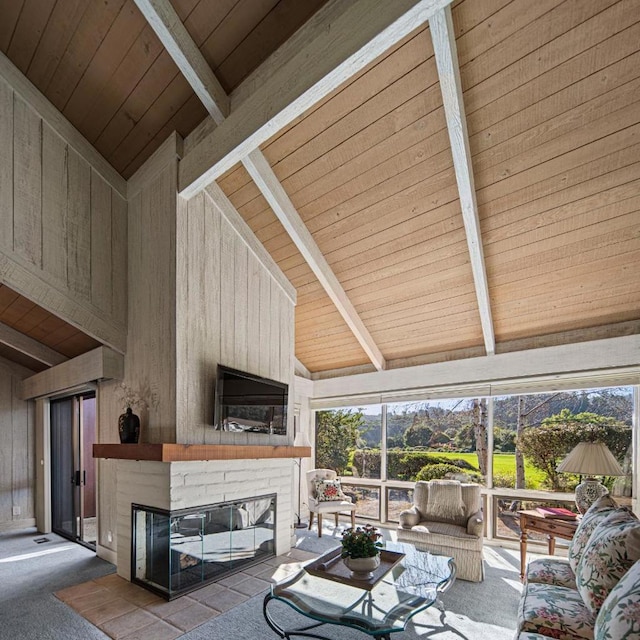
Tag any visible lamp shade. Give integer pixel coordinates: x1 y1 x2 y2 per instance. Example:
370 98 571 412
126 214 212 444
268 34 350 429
556 441 624 476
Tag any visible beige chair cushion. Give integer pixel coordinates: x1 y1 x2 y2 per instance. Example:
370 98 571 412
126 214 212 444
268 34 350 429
423 480 466 526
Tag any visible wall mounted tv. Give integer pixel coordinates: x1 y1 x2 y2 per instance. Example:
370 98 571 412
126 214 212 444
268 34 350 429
214 365 288 436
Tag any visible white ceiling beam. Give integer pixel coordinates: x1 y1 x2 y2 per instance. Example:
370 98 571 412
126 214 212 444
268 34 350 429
312 335 640 401
0 321 68 367
295 357 311 379
242 150 386 371
178 0 452 197
132 0 229 125
429 6 495 356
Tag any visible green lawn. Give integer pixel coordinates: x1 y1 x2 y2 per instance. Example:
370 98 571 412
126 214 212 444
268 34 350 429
435 451 547 489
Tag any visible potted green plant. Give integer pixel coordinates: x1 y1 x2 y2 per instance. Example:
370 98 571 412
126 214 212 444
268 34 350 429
341 524 383 579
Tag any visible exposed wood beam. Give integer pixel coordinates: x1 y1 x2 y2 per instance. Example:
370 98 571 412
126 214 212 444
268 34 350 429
178 0 452 197
132 0 229 124
242 150 386 371
429 6 495 355
0 321 67 367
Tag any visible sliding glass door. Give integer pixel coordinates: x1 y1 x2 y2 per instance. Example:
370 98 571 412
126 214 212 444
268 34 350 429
50 393 97 548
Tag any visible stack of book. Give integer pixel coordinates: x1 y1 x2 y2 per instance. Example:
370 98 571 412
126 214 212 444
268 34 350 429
535 506 578 520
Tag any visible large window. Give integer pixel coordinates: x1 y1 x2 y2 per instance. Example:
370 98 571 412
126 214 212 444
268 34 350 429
386 399 487 485
313 385 635 533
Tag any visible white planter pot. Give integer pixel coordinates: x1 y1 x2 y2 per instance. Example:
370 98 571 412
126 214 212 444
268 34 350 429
343 554 381 579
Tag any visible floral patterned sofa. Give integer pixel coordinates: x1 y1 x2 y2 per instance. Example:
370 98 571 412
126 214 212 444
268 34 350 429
516 495 640 640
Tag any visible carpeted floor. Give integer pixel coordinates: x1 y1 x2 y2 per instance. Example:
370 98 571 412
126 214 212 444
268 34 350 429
0 524 523 640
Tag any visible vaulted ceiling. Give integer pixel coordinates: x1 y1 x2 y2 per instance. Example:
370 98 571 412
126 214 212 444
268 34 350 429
1 0 639 378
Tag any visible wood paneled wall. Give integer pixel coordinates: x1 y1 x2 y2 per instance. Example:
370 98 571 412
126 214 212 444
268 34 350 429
0 356 35 531
0 75 127 351
176 190 294 445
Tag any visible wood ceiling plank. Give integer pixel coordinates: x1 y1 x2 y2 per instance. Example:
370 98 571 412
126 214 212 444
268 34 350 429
488 216 640 284
480 144 640 230
472 75 640 179
199 0 278 80
63 0 148 123
14 304 51 334
26 0 88 88
474 98 640 194
476 123 640 212
0 0 25 52
122 92 206 177
461 0 621 93
44 0 128 111
262 30 432 178
456 0 559 70
466 20 640 142
2 295 36 327
470 50 640 166
78 24 164 143
462 0 634 112
483 181 640 248
242 128 453 244
374 317 483 348
6 0 56 73
93 50 179 159
492 249 640 303
0 285 19 314
181 0 238 48
45 322 79 347
451 0 511 40
217 0 327 93
52 331 100 358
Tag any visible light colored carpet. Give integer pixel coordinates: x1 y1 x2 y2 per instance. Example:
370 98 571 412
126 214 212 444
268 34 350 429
0 524 523 640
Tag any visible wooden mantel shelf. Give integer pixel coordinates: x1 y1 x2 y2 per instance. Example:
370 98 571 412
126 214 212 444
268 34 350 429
93 443 312 462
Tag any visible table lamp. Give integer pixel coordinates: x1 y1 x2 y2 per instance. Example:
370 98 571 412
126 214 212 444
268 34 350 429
556 441 625 514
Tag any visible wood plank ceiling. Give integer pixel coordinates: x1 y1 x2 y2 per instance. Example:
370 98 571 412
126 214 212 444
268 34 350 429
0 0 639 376
217 0 640 374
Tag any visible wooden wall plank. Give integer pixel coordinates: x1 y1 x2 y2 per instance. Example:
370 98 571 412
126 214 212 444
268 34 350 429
220 215 236 366
66 148 91 299
41 124 68 284
233 232 248 372
269 278 280 380
0 79 13 253
246 252 261 375
13 95 42 267
111 194 128 326
258 267 271 379
90 169 113 313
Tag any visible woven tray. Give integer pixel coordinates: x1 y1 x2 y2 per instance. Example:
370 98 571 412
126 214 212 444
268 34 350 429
305 546 405 591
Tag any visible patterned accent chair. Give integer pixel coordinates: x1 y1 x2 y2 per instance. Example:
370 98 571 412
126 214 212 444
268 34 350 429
397 480 484 582
306 469 356 538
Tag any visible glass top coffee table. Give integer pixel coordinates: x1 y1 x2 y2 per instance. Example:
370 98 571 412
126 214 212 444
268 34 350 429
263 542 456 640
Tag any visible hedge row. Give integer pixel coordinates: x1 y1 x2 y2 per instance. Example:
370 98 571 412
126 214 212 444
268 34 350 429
351 450 478 481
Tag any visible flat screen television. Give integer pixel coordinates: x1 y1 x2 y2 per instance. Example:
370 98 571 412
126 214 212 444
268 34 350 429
214 365 288 436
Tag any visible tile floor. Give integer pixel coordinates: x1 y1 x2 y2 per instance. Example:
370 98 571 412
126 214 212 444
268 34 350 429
55 549 317 640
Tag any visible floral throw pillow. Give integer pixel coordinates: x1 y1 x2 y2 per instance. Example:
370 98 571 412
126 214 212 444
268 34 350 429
595 559 640 640
576 508 640 612
315 479 345 502
568 494 618 573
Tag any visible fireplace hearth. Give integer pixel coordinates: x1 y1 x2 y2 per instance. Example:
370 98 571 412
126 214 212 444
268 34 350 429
131 495 276 599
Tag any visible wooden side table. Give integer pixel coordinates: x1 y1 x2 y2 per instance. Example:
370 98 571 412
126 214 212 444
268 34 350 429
518 510 579 580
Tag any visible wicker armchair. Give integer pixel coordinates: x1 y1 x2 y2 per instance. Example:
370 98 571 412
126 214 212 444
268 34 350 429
397 480 484 582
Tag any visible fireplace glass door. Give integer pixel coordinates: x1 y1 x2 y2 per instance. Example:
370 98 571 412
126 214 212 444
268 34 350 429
132 495 276 599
